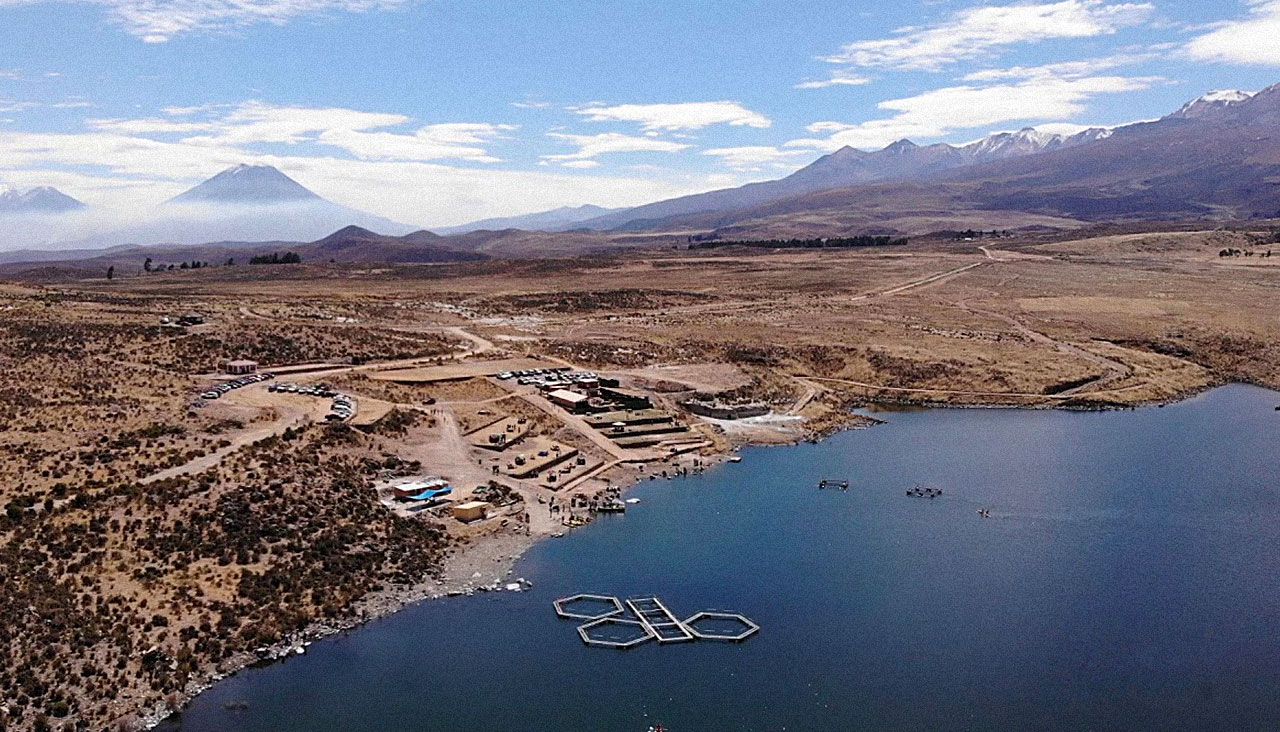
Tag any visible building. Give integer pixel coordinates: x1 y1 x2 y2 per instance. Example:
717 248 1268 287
598 387 652 410
224 359 259 375
452 500 490 522
547 389 590 413
177 313 205 326
393 478 449 500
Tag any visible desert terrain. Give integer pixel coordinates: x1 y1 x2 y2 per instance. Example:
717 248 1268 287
1 226 1277 730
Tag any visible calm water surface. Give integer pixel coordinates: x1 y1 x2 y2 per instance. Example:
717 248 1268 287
160 385 1280 731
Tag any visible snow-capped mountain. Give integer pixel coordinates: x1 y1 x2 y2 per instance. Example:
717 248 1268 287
81 165 418 246
578 125 1114 229
167 164 322 205
963 128 1064 161
961 127 1113 163
1167 90 1255 120
0 185 86 214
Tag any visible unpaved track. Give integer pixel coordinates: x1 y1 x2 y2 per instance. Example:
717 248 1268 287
851 260 989 301
140 406 308 484
953 301 1133 396
802 375 1151 401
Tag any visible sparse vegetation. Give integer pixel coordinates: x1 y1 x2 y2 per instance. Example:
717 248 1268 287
249 252 302 265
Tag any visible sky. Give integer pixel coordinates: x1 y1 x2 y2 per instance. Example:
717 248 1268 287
2 0 1280 227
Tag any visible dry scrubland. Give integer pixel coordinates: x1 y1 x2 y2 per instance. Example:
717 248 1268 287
1 226 1278 730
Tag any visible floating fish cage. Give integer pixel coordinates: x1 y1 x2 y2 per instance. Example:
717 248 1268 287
683 611 760 642
577 617 654 649
554 594 757 649
553 593 625 621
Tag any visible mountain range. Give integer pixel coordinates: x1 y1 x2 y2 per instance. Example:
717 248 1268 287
4 85 1280 258
571 86 1280 237
577 126 1114 231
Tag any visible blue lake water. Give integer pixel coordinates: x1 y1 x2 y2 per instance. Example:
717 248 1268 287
160 384 1280 731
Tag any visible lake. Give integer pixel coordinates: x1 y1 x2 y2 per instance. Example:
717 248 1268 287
159 384 1280 731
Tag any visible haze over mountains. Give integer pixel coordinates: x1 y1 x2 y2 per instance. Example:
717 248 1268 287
0 165 415 251
0 185 85 214
432 204 624 235
4 85 1280 259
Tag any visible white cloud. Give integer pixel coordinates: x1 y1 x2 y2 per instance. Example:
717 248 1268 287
90 117 218 134
0 0 409 42
183 101 408 146
788 74 1157 150
824 0 1154 72
960 49 1160 81
572 101 771 131
88 102 513 162
542 132 690 163
0 100 39 113
795 72 872 90
1187 0 1280 66
0 100 754 227
702 145 811 170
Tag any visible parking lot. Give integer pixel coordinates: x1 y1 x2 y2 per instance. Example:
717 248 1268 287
198 372 276 402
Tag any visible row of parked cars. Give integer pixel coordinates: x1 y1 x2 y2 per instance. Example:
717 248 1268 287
327 393 355 422
496 367 571 381
200 372 275 401
268 381 337 398
269 382 355 421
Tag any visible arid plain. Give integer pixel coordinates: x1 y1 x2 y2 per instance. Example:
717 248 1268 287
1 225 1278 730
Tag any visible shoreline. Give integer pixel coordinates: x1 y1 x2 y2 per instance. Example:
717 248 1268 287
139 377 1258 729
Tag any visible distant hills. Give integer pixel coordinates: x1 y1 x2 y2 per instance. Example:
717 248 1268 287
301 225 485 263
0 185 85 214
433 204 625 235
0 223 488 277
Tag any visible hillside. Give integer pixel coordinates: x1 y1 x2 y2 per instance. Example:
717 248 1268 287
0 225 487 278
616 84 1280 238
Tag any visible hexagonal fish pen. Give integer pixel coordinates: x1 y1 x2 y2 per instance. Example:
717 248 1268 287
553 594 625 621
577 616 655 649
554 594 759 648
683 611 760 642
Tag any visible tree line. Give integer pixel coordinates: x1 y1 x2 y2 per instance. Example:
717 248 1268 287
249 251 302 265
687 235 908 250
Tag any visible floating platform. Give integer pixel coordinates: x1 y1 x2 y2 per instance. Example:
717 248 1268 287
627 597 695 643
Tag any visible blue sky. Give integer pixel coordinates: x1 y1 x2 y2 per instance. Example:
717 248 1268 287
2 0 1280 226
